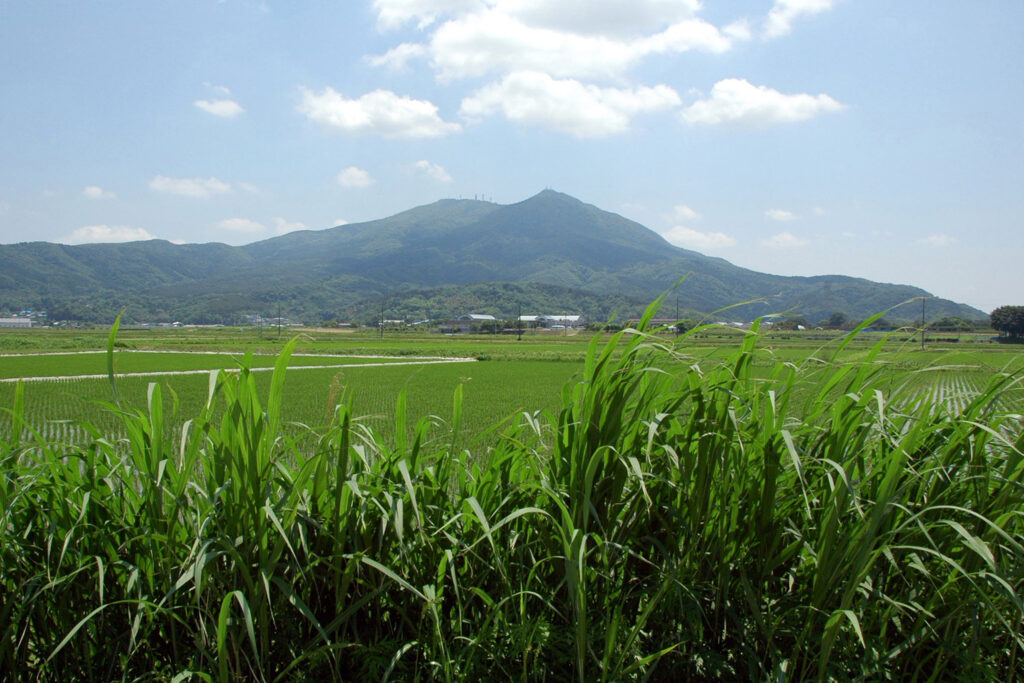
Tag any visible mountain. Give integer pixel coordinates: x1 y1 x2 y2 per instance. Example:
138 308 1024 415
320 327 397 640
0 190 986 325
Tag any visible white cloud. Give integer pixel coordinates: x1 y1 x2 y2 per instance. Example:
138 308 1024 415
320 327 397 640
662 225 736 250
919 233 956 247
373 0 709 36
460 71 680 137
427 10 730 81
723 19 753 42
237 181 259 194
298 87 460 138
429 11 637 81
195 99 244 118
204 82 232 96
681 78 844 126
373 0 483 30
765 0 836 39
337 167 375 188
760 231 808 248
673 204 700 221
765 208 798 221
149 175 231 198
367 42 427 70
333 218 349 226
82 185 114 200
502 0 702 37
216 218 266 233
274 217 308 235
812 206 826 215
60 225 155 244
641 19 734 55
414 160 453 182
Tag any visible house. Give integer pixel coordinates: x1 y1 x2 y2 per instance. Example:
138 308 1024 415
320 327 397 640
517 314 586 330
0 317 32 328
455 313 497 333
540 314 585 329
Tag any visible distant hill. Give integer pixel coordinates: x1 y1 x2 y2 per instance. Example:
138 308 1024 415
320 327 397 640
0 190 986 325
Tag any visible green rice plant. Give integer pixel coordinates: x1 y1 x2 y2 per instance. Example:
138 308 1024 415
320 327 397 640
0 299 1021 681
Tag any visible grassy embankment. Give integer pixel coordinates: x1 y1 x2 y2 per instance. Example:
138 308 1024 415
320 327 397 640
1 306 1023 680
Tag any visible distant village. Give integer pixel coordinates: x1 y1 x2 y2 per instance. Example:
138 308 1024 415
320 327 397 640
0 308 988 336
0 309 799 335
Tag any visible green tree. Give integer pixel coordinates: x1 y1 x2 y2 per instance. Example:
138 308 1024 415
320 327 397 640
990 305 1024 338
929 316 973 332
821 311 848 329
775 317 809 331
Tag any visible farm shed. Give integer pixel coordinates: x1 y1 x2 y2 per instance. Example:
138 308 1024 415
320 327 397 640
0 317 32 328
455 313 497 333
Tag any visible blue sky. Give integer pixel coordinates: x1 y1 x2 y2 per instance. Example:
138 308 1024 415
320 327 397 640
1 1 1021 313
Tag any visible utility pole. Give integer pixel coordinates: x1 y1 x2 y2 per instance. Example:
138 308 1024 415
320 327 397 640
517 302 522 342
277 302 281 338
380 297 385 340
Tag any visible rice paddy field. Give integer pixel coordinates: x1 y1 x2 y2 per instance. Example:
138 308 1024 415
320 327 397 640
1 313 1023 680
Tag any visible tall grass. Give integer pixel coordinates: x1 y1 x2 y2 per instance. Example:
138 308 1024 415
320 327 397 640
1 299 1022 681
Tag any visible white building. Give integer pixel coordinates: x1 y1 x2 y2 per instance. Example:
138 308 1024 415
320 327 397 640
518 314 586 329
0 318 32 328
455 313 497 332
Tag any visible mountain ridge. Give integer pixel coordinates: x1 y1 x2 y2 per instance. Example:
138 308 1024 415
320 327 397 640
0 190 986 324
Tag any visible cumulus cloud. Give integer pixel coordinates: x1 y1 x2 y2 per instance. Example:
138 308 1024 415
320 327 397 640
765 0 836 39
373 0 483 30
374 0 712 36
428 11 638 81
337 167 375 188
765 208 798 221
203 82 232 96
919 233 956 247
61 225 155 244
216 218 266 233
460 71 680 137
274 217 308 235
298 87 460 138
367 42 427 70
723 18 753 42
149 175 231 198
502 0 702 37
681 78 844 126
673 204 701 221
425 10 730 81
662 225 736 250
195 99 244 118
760 231 808 248
414 160 453 182
641 19 734 55
82 185 114 200
333 218 349 226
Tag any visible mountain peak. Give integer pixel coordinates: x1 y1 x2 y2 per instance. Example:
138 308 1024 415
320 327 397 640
526 189 579 203
0 190 987 324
